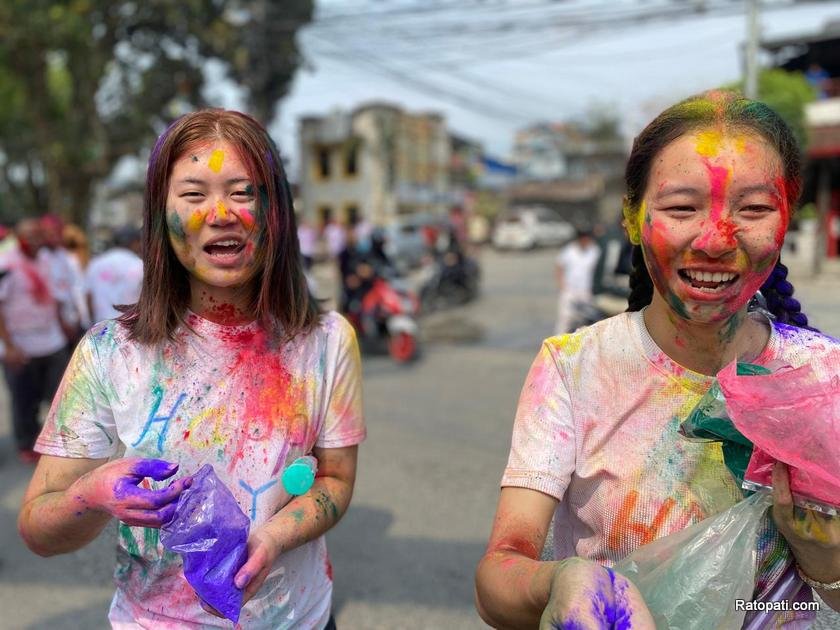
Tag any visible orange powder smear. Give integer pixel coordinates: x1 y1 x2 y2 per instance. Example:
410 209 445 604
208 149 225 173
186 209 205 232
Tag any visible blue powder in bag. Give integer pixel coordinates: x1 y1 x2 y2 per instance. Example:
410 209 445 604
160 464 250 622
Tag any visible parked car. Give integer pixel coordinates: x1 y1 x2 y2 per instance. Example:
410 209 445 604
492 207 575 250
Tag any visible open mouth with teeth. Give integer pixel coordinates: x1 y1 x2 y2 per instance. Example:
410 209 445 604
203 239 245 257
678 269 739 292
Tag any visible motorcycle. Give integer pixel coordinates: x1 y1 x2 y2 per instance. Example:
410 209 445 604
418 251 480 313
347 274 421 363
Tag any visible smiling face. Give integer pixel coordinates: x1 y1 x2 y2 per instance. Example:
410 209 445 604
165 140 261 298
633 129 790 324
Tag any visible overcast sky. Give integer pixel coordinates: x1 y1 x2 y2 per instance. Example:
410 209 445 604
225 0 840 176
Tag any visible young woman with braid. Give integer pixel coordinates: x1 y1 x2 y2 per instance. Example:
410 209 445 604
476 91 840 629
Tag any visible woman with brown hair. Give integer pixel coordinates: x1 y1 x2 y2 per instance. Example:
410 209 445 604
18 109 365 629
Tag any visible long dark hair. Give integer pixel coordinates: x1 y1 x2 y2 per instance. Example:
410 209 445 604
623 90 811 328
121 109 320 343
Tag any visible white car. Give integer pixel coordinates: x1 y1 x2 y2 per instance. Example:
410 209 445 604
492 208 575 250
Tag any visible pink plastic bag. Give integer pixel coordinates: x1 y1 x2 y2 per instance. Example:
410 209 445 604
717 361 840 515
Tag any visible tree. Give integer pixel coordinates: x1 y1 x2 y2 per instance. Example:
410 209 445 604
0 0 313 225
726 68 817 150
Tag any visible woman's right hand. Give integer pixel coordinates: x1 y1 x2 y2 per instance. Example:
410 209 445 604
539 558 655 630
71 457 192 528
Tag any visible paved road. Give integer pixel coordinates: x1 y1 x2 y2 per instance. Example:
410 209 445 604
0 248 838 629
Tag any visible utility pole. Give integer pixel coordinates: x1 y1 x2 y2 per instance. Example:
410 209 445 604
744 0 761 98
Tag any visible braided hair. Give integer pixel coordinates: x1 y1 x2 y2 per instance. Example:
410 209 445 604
622 90 813 329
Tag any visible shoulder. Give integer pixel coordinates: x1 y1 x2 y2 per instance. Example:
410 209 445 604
772 323 840 366
318 311 358 344
542 312 635 366
83 318 139 358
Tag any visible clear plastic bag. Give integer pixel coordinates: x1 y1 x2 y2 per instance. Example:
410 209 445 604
613 492 771 630
160 464 250 623
718 361 840 515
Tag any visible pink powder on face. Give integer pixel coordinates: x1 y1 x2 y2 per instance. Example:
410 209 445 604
239 208 256 230
694 161 737 251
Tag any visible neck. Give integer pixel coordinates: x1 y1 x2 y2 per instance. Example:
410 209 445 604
643 293 770 376
189 281 255 326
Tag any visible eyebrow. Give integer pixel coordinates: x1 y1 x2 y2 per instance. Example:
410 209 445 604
732 184 779 197
654 185 703 199
175 177 252 186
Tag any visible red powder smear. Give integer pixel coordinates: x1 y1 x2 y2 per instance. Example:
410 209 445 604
183 430 191 440
325 554 334 581
773 175 792 245
696 160 737 250
239 208 255 230
207 302 247 326
489 535 540 560
226 330 308 471
20 261 52 304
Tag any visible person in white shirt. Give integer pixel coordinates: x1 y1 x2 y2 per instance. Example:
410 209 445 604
0 218 70 463
554 227 601 335
38 214 87 341
85 225 144 324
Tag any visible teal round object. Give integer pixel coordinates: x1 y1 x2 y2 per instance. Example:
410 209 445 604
282 459 316 495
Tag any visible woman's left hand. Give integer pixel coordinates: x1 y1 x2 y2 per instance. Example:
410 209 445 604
198 527 281 619
235 527 282 605
771 462 840 582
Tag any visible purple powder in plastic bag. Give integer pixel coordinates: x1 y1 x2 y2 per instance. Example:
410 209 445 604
160 464 250 622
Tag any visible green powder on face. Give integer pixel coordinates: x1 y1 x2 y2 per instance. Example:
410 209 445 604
167 211 186 241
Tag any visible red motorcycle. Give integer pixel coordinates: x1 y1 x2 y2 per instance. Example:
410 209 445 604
348 275 420 363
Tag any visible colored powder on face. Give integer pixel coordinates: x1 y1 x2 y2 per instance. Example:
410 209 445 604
208 149 225 173
167 211 186 240
695 129 723 158
258 185 269 217
216 200 228 221
695 161 736 251
186 209 205 232
239 208 256 230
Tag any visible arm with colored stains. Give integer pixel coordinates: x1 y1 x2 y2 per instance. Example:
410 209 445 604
771 463 840 612
233 445 358 605
475 487 655 630
18 455 191 557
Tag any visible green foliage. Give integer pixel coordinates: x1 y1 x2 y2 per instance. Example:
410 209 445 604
0 0 314 224
726 68 817 150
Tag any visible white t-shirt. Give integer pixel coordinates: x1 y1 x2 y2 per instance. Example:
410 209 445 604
555 241 601 294
37 311 366 629
85 248 144 323
503 311 838 625
39 246 87 326
0 249 67 357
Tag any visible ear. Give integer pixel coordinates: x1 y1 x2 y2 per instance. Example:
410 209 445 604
622 197 642 245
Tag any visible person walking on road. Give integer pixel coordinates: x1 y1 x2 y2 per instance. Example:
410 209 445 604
476 90 840 629
554 226 601 335
0 218 70 464
18 109 365 629
85 225 144 324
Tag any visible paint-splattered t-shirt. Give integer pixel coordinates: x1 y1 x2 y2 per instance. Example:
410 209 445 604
36 311 365 629
502 310 839 567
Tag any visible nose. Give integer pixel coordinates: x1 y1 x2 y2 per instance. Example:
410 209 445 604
691 216 738 258
207 200 237 226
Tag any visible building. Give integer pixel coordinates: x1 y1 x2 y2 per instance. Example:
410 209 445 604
510 121 626 224
761 21 840 267
298 103 451 227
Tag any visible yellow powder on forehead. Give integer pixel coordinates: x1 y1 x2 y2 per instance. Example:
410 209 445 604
208 149 225 173
695 129 724 158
